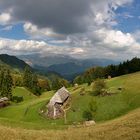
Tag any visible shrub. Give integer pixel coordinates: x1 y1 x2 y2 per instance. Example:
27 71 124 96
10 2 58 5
83 110 93 121
31 86 42 96
89 98 97 113
12 96 23 103
92 79 106 96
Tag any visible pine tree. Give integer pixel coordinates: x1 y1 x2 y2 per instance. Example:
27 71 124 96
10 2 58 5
23 66 41 96
32 73 38 88
31 73 41 95
52 77 62 90
5 70 13 99
23 66 32 88
0 69 4 93
1 69 13 99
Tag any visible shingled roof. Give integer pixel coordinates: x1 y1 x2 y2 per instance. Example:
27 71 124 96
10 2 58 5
48 87 70 106
46 87 71 119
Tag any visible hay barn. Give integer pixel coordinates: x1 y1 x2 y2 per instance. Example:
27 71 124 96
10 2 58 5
47 87 70 119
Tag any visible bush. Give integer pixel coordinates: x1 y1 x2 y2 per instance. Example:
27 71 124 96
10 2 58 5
83 110 93 121
31 87 42 96
12 96 23 103
83 99 97 121
92 79 106 96
89 99 97 113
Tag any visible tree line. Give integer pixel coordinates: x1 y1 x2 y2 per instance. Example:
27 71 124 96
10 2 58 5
0 68 13 99
74 57 140 85
0 65 71 100
23 66 70 93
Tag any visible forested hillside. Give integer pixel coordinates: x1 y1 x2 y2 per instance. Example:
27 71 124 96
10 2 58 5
0 54 71 99
74 57 140 85
0 54 30 70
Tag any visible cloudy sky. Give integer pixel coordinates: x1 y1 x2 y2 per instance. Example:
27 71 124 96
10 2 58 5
0 0 140 60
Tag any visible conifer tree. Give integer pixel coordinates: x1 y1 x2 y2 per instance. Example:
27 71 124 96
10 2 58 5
0 69 13 99
4 70 13 99
23 66 41 96
32 73 38 88
0 69 4 92
31 73 41 95
23 66 32 88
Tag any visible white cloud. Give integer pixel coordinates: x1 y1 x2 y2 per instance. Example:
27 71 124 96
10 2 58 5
133 30 140 41
22 0 134 39
123 13 134 18
71 48 85 54
0 25 13 31
0 37 86 56
0 38 47 54
0 0 139 60
104 52 117 57
110 0 133 9
89 0 133 27
0 27 140 60
23 22 65 40
0 13 11 25
96 28 135 49
53 27 140 59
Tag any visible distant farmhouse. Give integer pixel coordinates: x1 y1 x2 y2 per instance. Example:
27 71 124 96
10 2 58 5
47 87 70 119
0 97 9 108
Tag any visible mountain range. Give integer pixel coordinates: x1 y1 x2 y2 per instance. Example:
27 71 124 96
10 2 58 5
17 53 119 80
0 53 120 81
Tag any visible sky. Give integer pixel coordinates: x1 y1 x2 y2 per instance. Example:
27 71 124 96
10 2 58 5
0 0 140 60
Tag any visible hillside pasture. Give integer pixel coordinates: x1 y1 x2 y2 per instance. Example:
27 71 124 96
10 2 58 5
0 72 140 129
0 108 140 140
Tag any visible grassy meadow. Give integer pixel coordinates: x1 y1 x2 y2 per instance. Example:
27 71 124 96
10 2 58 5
0 72 140 138
0 108 139 140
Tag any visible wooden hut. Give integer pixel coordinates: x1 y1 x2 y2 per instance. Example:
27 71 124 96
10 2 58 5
47 87 70 119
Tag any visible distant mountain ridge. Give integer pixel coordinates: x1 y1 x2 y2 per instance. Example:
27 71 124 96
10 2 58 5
18 53 76 67
18 53 119 67
18 53 119 80
0 54 65 83
0 54 30 70
45 59 119 80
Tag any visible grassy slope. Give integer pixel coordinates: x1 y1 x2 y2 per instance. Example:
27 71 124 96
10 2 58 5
0 87 65 129
0 72 140 130
67 72 140 123
0 108 140 140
